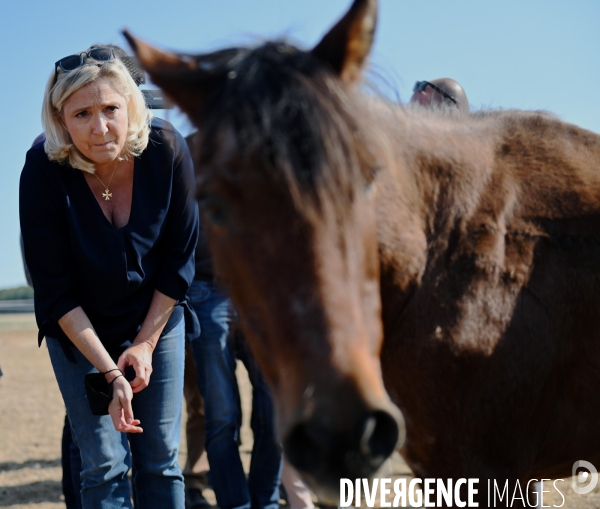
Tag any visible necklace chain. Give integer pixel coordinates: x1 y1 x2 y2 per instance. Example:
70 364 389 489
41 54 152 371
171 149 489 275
93 162 119 201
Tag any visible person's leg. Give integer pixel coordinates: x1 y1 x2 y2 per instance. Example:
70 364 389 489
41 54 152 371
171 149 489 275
184 344 209 483
281 460 315 509
61 414 80 509
47 337 133 509
128 318 186 509
238 338 283 509
68 423 83 509
188 280 250 509
61 414 83 509
183 343 211 508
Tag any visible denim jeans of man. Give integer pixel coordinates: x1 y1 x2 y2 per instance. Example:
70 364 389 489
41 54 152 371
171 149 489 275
47 318 186 509
188 280 282 509
234 332 284 509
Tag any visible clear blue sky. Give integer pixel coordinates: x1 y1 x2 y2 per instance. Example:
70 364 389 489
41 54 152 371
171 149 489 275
1 0 598 289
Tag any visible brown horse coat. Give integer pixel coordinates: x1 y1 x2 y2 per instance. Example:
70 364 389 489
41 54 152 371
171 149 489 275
376 104 600 480
125 0 600 504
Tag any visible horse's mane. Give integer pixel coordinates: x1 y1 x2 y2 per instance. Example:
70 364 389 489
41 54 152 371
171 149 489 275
195 41 377 221
192 38 600 238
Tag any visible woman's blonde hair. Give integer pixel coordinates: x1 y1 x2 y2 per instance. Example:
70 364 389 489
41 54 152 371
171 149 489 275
42 50 152 173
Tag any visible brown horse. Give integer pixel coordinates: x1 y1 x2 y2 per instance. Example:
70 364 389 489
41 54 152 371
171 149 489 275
126 0 600 504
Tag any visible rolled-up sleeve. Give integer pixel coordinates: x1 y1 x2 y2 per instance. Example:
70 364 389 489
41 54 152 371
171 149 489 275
19 152 80 336
154 131 199 301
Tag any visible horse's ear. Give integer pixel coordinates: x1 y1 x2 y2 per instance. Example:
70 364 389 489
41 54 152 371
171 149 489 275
123 30 213 118
311 0 378 85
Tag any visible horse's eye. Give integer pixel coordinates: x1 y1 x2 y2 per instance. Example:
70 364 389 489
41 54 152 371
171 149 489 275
198 194 230 227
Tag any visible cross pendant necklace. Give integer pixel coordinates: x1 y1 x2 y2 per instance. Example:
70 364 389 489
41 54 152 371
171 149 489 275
93 161 119 201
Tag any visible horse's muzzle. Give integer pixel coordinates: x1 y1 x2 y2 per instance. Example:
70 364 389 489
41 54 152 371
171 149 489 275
283 401 405 503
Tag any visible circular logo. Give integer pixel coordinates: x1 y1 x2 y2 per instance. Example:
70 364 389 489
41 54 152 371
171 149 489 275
572 460 598 495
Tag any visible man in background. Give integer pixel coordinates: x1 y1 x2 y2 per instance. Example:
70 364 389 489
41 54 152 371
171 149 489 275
410 78 469 112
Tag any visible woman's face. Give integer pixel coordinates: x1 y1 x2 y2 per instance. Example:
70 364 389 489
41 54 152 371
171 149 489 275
61 77 128 169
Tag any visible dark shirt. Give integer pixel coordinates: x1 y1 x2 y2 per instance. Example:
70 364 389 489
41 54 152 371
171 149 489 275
194 215 215 281
185 132 214 282
20 118 199 349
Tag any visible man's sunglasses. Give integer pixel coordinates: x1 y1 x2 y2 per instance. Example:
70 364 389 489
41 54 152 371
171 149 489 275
54 47 115 80
413 81 457 105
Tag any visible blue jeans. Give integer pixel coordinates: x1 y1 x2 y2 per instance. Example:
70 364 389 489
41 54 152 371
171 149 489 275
47 318 186 509
188 280 282 509
62 414 83 509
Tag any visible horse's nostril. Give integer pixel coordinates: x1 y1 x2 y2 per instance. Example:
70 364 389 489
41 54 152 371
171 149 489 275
284 423 326 473
360 415 378 455
360 410 400 468
284 409 401 480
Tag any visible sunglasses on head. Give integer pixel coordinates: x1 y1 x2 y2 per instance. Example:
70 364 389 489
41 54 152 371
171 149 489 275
54 47 115 80
413 81 457 105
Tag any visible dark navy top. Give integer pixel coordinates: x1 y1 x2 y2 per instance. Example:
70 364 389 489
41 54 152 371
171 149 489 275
185 133 215 282
19 118 199 349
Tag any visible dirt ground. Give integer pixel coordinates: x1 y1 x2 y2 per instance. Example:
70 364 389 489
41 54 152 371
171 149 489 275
1 313 599 508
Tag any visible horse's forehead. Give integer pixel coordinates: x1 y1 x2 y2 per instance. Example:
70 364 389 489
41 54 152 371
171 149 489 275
198 127 284 192
210 127 238 161
196 127 240 181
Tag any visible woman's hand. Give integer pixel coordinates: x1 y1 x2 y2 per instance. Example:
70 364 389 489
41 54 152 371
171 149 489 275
117 342 154 393
108 376 143 433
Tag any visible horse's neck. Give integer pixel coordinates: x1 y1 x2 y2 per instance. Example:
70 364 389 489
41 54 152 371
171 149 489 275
370 103 600 332
373 161 427 329
368 103 496 328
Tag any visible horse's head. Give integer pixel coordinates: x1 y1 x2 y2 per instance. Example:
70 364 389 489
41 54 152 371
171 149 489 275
126 0 403 498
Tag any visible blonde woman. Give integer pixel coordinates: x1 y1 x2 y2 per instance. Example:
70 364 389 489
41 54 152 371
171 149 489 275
20 47 198 508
